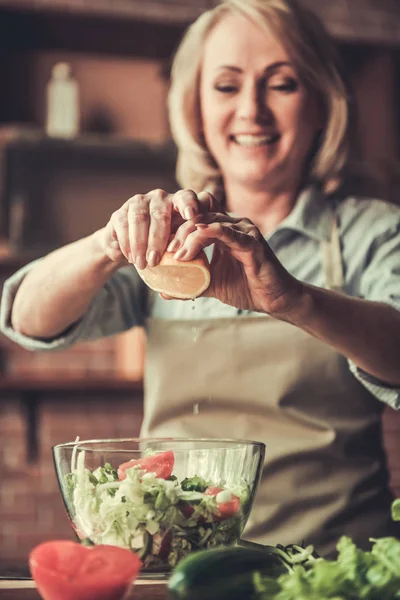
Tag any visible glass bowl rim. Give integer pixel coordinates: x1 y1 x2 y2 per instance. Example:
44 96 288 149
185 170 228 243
53 437 266 454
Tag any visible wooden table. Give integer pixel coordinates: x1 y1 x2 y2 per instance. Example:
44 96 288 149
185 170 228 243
0 579 167 599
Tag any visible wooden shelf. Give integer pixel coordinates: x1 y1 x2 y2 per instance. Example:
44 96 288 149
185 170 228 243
0 128 177 256
0 0 210 25
0 129 177 166
0 375 143 394
0 578 166 600
0 2 190 58
0 0 399 52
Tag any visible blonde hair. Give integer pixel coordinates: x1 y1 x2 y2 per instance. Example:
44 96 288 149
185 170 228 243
168 0 352 195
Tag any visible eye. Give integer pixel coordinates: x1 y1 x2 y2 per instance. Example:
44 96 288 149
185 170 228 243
269 78 298 93
214 84 239 93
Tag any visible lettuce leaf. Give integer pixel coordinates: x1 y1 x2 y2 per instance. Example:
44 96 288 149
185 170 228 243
254 500 400 600
392 499 400 522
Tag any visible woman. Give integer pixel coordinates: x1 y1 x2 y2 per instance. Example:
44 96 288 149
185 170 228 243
2 0 400 557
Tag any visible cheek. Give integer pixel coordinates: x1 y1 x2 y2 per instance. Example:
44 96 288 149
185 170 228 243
201 103 228 150
200 91 217 141
275 97 321 152
202 117 221 157
273 92 321 134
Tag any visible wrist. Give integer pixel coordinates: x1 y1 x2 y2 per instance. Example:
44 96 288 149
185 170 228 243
268 279 314 326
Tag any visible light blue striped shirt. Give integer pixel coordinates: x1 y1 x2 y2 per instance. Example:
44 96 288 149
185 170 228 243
1 187 400 408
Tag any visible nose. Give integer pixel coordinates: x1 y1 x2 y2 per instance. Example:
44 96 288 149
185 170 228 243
236 81 272 124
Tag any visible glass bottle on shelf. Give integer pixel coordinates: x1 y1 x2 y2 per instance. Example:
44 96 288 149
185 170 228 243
46 62 80 138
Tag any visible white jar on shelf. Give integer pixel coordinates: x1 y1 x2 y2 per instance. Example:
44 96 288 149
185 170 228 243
46 62 80 138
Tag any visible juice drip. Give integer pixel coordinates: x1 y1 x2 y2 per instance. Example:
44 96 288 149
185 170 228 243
191 300 198 342
192 300 199 413
191 301 213 415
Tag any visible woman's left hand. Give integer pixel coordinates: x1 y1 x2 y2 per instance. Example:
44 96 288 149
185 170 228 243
168 194 304 317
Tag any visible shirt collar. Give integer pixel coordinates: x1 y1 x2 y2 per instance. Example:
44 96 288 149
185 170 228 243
272 185 334 242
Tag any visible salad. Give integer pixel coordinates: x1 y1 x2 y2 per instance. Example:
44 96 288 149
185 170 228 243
167 499 400 600
63 447 250 570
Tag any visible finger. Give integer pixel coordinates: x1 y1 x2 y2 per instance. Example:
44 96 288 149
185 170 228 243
109 205 131 261
174 222 256 262
146 191 173 266
169 206 232 252
170 207 240 249
128 195 150 270
166 220 197 253
172 189 201 221
197 212 250 228
171 214 246 261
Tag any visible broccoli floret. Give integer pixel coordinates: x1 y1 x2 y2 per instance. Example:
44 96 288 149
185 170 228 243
181 475 209 493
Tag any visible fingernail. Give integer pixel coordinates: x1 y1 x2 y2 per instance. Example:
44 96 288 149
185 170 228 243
195 223 208 229
167 239 180 252
136 256 147 270
174 247 187 260
147 250 159 267
184 207 195 220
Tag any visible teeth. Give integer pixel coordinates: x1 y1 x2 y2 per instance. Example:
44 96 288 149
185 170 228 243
234 134 278 147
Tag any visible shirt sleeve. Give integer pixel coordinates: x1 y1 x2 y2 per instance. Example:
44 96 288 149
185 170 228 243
348 218 400 409
348 361 400 410
0 260 147 351
360 220 400 311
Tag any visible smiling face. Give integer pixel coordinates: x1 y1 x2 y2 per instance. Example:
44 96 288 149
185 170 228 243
199 12 324 194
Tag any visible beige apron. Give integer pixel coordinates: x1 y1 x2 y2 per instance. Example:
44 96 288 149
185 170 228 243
140 217 398 558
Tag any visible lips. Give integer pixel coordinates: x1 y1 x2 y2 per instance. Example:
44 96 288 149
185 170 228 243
230 133 280 147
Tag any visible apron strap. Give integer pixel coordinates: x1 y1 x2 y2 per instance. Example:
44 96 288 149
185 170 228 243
321 213 344 291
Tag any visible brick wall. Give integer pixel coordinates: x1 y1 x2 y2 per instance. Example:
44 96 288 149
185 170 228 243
0 391 144 570
1 327 146 380
0 324 147 571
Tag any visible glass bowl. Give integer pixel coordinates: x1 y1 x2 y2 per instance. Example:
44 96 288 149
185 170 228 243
53 438 265 577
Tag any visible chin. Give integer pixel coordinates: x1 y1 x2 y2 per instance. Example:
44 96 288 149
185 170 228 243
232 168 275 187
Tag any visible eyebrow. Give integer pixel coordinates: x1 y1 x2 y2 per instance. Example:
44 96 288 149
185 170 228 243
215 61 293 73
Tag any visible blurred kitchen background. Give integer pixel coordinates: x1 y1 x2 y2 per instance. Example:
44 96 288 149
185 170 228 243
0 0 399 573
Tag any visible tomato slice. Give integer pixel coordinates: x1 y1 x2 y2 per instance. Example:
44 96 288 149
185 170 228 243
217 496 240 519
205 486 240 519
178 501 195 519
118 450 174 480
29 541 142 600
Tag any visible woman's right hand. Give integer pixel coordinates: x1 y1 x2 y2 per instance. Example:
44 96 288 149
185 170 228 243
98 189 219 269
